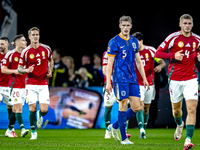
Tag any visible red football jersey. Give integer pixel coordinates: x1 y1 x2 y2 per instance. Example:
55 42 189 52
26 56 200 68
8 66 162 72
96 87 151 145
102 51 113 86
2 49 26 88
136 45 156 86
19 43 52 85
0 52 11 87
156 31 200 81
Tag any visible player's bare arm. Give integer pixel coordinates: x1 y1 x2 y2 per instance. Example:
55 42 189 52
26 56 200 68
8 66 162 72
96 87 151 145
2 66 19 74
135 53 149 90
102 65 107 76
105 56 114 95
18 65 34 74
154 58 166 73
47 58 54 77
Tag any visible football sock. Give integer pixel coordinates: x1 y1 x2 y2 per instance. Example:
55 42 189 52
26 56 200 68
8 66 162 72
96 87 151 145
29 111 36 133
186 125 195 139
8 110 16 130
144 113 149 129
104 107 112 130
118 111 127 141
174 116 182 126
39 110 48 117
136 110 144 129
15 113 25 130
112 108 136 129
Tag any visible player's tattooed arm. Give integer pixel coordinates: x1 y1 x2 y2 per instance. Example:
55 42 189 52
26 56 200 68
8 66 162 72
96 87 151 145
18 65 34 74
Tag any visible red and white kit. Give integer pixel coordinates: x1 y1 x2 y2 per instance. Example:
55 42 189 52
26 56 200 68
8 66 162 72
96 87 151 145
135 45 156 104
0 53 11 105
19 43 52 104
102 51 116 106
156 31 200 102
3 49 27 104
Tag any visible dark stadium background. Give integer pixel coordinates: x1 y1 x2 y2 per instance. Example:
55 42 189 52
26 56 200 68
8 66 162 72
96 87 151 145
12 1 200 68
9 1 200 128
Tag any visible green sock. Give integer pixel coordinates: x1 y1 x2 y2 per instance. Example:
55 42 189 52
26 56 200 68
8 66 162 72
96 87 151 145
186 125 195 139
104 107 112 130
39 110 48 117
125 120 129 131
29 111 36 133
144 113 149 130
174 116 182 126
15 113 25 130
8 110 16 130
136 110 144 129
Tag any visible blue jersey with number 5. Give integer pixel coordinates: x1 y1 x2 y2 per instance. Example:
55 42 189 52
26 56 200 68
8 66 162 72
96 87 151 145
107 34 139 83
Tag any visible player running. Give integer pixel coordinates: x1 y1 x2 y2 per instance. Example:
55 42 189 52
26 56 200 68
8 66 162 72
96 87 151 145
18 27 53 140
155 14 200 150
106 15 149 144
0 37 18 137
2 34 29 137
132 32 166 139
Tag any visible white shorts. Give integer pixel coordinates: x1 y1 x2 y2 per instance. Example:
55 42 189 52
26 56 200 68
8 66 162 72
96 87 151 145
10 88 25 105
25 85 50 105
169 78 198 103
0 86 12 106
140 85 155 104
103 87 116 107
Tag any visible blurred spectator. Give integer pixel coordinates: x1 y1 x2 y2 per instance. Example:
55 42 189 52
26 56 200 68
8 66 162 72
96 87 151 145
93 54 104 85
62 56 76 87
49 49 69 87
73 67 92 88
79 55 103 86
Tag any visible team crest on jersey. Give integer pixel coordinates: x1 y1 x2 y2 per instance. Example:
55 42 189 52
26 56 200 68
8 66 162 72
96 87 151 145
193 42 196 49
29 54 34 59
132 43 136 49
14 57 19 62
14 98 18 102
178 41 184 48
42 51 45 59
145 53 149 61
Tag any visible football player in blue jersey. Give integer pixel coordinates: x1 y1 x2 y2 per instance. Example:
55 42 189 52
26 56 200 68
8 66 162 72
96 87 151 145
106 15 149 144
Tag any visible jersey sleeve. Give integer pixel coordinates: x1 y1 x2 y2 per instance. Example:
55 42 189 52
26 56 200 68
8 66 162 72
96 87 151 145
155 36 175 59
135 39 139 53
102 51 108 66
19 49 27 66
107 39 118 57
2 51 11 67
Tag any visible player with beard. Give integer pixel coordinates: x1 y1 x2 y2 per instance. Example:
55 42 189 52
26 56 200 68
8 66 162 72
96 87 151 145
0 37 18 137
155 14 200 150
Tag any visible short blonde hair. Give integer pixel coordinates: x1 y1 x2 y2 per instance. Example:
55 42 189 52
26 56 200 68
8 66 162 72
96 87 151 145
28 27 40 35
180 14 193 22
119 15 132 24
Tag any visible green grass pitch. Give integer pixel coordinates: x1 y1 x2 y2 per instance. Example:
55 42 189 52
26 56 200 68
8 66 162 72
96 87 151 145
0 128 200 150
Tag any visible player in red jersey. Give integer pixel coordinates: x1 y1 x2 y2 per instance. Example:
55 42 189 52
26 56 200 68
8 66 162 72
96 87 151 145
155 14 200 150
18 27 54 140
2 35 29 138
0 37 18 138
133 32 166 139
